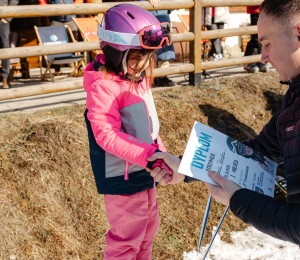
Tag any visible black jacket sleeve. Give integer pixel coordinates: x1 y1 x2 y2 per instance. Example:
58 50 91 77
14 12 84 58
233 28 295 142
184 175 198 183
243 112 283 164
230 189 300 245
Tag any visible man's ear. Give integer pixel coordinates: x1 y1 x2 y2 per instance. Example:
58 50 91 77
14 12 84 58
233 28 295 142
297 24 300 41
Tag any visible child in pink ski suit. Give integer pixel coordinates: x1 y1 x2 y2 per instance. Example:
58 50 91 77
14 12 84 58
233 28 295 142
83 4 173 260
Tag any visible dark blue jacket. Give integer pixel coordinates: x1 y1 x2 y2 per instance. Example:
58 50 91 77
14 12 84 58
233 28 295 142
46 0 78 22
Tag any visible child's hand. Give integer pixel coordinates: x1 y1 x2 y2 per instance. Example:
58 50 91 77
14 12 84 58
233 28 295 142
146 152 184 186
147 152 181 172
152 159 173 184
147 167 185 186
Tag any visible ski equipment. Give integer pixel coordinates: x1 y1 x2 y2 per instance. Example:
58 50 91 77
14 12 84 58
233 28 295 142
197 194 229 260
98 4 172 51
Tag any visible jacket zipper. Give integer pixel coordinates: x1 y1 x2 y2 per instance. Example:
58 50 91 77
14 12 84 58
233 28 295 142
275 100 295 158
137 86 154 144
137 84 156 188
124 161 130 180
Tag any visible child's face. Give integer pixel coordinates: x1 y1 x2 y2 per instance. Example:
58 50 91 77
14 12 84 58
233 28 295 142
127 50 150 76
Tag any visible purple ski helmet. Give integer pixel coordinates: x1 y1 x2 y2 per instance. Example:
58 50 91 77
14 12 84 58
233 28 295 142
100 4 160 51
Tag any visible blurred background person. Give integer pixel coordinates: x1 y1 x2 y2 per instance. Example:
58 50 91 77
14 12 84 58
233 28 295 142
136 0 176 87
38 0 83 75
0 0 18 89
203 6 230 61
244 6 269 73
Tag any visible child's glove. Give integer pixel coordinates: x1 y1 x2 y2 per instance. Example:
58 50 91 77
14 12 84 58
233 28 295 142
152 159 173 184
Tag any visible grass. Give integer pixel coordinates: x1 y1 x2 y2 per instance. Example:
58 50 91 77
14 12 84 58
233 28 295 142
0 71 287 259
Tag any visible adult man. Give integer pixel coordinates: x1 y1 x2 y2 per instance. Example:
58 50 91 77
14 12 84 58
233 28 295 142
0 0 18 89
148 0 300 245
38 0 83 36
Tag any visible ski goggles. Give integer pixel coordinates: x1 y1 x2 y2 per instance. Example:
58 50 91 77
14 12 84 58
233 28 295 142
97 22 172 49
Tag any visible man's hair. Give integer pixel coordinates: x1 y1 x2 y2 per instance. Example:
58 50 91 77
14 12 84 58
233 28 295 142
260 0 300 31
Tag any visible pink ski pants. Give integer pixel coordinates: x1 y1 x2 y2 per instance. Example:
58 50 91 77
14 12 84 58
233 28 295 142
104 188 159 260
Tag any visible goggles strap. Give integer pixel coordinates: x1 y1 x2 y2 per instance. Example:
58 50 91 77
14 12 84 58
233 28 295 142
98 24 140 46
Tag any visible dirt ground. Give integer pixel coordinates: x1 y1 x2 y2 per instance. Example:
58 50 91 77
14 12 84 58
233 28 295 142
0 71 288 260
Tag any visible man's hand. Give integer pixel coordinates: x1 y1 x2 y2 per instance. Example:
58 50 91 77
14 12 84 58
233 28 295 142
148 0 160 8
1 19 8 24
147 152 184 186
205 171 242 206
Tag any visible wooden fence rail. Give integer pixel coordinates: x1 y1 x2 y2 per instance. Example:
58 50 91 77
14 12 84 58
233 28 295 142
201 26 257 40
0 25 259 60
0 0 265 100
0 0 263 18
202 0 262 7
0 1 193 18
0 33 193 60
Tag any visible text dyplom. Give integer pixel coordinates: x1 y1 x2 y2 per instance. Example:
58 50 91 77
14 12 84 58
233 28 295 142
178 121 277 198
191 132 212 170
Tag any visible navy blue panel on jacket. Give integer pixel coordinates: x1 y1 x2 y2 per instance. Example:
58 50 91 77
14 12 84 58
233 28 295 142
84 109 155 195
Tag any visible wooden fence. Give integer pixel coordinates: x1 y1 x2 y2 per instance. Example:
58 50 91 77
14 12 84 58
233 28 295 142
0 0 263 100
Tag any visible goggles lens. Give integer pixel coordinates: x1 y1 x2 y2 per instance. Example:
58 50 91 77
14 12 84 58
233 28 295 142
140 23 171 49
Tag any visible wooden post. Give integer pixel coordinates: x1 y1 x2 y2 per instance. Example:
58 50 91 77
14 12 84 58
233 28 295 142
189 0 202 87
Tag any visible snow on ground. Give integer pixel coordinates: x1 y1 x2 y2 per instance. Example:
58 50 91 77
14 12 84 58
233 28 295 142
183 226 300 260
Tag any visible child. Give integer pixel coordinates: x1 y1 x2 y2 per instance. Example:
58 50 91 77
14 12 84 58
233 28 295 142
83 4 173 259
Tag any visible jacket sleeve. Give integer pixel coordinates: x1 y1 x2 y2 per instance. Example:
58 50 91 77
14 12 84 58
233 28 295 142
230 189 300 245
86 81 157 168
243 112 283 164
156 134 167 152
38 0 48 5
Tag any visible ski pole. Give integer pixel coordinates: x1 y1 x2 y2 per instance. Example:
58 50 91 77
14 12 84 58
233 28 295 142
275 183 287 195
197 194 212 257
202 206 230 260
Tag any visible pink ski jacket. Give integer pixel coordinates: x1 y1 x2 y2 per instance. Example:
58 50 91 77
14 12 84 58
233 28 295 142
83 55 166 195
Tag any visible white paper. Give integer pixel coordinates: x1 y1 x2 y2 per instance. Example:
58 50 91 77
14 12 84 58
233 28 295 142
178 121 277 198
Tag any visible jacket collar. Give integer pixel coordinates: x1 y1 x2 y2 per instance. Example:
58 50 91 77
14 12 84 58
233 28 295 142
280 73 300 91
288 74 300 92
281 73 300 108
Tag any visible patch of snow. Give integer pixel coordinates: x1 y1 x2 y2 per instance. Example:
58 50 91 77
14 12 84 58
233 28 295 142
183 226 300 260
